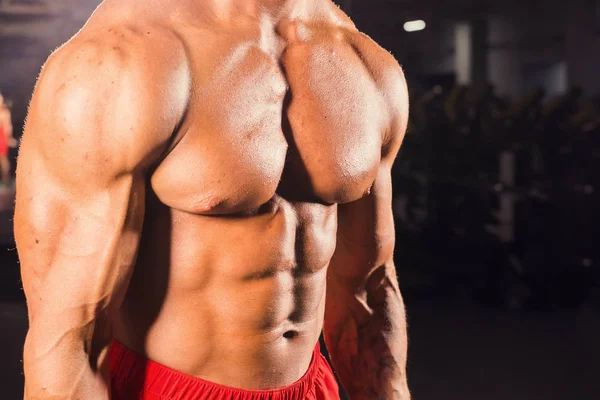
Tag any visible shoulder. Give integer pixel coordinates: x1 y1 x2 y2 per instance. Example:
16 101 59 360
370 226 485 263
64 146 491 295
40 0 190 108
345 31 408 156
346 31 407 104
27 19 191 168
40 16 189 103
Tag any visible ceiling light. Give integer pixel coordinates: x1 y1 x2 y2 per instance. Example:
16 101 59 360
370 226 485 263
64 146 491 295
404 20 426 32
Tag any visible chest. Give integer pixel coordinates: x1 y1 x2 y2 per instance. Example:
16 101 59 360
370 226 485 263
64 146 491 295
151 40 387 214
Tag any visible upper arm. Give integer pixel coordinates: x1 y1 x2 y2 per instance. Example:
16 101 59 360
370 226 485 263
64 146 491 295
15 32 189 320
330 62 408 287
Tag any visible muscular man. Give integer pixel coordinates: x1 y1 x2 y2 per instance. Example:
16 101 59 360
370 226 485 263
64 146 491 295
0 93 17 185
15 0 410 399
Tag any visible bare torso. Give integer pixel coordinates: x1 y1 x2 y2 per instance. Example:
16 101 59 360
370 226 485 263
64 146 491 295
22 0 405 392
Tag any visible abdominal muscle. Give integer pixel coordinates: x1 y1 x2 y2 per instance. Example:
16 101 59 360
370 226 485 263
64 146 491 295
113 196 337 390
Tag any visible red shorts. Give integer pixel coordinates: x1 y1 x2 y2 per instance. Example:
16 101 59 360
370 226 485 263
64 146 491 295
109 340 340 400
0 127 7 156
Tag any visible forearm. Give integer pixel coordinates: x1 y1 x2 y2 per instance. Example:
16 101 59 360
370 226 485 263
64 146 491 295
23 312 112 399
325 264 410 400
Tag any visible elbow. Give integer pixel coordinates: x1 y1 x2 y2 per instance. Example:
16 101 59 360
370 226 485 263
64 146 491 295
25 312 94 354
25 299 110 356
366 261 398 292
364 261 401 310
23 305 111 387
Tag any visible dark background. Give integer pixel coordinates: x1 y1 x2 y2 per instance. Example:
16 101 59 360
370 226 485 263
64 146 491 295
1 0 600 399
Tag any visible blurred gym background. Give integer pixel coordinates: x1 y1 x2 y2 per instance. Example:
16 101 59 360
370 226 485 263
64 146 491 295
1 0 599 399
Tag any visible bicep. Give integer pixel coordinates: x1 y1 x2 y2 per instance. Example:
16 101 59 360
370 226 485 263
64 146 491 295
15 126 145 326
329 65 407 285
330 164 396 287
15 44 156 320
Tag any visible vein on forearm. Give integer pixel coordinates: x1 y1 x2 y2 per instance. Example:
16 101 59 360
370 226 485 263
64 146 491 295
326 263 408 399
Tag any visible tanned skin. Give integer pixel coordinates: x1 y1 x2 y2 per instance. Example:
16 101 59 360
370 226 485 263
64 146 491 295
15 0 410 399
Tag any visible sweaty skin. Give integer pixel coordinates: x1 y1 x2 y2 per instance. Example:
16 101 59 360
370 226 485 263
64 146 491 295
15 0 410 399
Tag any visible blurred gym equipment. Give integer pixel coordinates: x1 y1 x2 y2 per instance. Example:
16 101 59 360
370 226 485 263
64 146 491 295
394 83 599 310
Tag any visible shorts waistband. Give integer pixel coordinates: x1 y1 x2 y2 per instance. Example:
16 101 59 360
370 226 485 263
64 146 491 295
109 339 324 400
